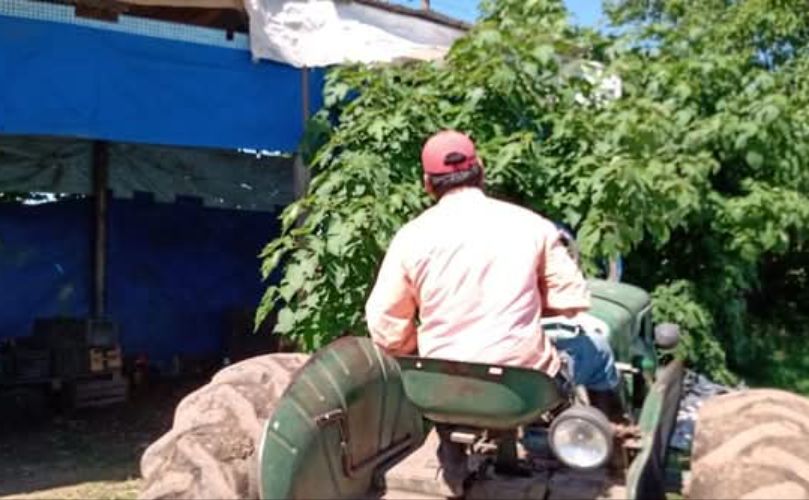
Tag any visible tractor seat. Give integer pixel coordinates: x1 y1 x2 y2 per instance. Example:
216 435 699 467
396 356 565 430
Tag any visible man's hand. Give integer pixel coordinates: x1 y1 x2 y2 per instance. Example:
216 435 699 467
538 225 591 317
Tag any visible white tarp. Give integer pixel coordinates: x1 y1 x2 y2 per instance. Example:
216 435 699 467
242 0 467 67
114 0 467 67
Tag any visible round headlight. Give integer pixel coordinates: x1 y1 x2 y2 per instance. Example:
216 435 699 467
655 323 681 349
549 406 614 470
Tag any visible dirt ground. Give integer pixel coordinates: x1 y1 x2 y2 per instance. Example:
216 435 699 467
0 377 206 500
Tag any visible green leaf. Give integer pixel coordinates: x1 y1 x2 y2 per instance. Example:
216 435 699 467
745 150 764 169
532 45 555 66
285 262 307 290
274 307 295 334
369 119 386 143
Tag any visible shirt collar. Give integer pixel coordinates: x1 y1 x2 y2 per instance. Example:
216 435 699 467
437 187 485 205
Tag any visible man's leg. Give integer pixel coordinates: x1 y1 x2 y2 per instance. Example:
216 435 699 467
554 327 623 419
435 424 469 498
554 329 619 391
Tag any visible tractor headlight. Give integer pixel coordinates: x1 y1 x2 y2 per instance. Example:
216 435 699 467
549 406 614 470
654 323 681 349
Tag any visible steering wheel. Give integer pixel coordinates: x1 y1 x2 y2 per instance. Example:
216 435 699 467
556 225 622 282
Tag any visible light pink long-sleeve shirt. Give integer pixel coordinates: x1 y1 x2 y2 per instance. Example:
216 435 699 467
365 187 591 377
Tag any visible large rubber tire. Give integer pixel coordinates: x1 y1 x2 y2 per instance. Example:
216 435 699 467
138 353 310 500
688 389 809 500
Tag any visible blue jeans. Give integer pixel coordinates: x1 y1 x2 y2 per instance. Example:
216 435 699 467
550 321 620 391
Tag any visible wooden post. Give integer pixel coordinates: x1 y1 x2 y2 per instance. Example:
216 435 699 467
421 0 430 10
293 67 312 200
92 140 109 319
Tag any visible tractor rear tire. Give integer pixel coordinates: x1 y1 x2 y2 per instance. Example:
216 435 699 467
688 389 809 499
138 353 310 500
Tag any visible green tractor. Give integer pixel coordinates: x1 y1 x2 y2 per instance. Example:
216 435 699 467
138 276 809 500
257 278 686 500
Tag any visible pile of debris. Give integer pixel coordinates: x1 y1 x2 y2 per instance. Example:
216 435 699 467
670 370 747 452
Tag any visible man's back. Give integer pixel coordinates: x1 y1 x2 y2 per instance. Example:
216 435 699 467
366 187 590 376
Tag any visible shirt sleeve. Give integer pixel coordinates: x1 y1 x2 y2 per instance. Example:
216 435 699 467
365 230 418 356
538 224 591 317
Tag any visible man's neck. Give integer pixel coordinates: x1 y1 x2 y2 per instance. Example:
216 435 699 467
438 186 484 203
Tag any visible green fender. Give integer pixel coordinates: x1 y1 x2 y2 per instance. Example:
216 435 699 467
626 359 686 500
258 337 426 499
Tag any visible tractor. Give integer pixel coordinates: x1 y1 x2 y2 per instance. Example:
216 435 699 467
257 278 686 499
138 273 809 500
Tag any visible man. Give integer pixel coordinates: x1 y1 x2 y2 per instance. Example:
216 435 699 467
364 130 618 493
366 129 617 385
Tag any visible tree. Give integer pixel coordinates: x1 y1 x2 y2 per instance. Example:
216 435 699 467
257 0 809 385
603 0 809 383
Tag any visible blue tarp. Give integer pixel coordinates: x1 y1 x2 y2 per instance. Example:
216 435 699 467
0 12 325 151
0 197 280 364
0 3 331 363
0 200 92 328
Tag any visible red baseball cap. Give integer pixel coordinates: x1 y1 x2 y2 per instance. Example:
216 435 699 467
421 130 479 175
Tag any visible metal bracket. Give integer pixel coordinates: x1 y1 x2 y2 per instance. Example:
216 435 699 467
449 430 479 445
315 408 413 478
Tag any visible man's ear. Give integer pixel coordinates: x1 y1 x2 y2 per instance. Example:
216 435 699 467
423 174 437 198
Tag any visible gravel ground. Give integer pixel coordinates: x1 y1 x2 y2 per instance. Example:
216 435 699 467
0 377 204 500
